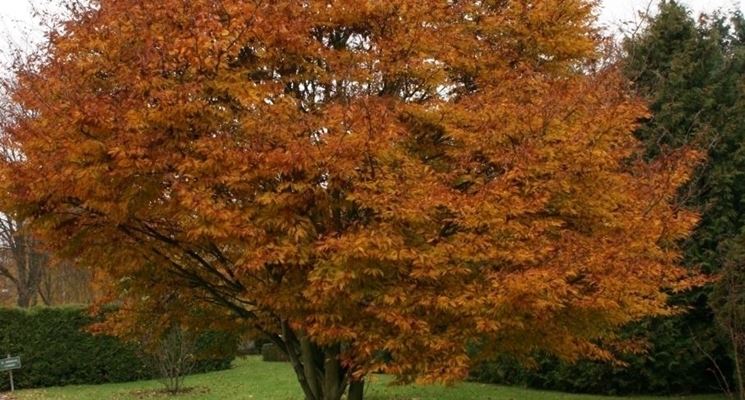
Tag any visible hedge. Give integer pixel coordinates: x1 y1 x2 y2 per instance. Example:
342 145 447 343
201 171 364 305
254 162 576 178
0 307 236 390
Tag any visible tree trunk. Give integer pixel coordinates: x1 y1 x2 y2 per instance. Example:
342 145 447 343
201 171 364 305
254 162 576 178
279 321 356 400
300 336 322 399
322 345 346 400
731 324 745 400
348 380 364 400
16 287 32 308
6 231 47 308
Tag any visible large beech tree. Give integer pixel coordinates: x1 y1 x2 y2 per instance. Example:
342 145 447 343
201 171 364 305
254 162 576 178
2 1 701 399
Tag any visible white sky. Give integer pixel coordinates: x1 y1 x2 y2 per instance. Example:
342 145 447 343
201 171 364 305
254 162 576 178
600 0 744 32
0 1 61 62
0 0 744 61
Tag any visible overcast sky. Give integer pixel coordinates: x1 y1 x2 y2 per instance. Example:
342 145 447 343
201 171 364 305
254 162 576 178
1 0 744 61
601 0 744 31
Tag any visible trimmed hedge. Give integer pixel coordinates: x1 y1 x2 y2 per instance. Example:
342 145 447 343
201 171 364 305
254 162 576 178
0 307 236 390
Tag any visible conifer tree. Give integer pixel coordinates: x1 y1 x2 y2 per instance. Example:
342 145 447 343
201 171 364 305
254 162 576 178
625 1 745 393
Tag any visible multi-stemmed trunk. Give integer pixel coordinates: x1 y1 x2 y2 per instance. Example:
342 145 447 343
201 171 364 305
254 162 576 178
274 321 365 400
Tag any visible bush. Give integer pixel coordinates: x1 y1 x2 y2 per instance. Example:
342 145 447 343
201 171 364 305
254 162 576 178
149 326 196 394
261 343 289 362
191 331 238 373
0 307 236 390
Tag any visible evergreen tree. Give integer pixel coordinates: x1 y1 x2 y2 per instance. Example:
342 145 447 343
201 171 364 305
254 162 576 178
626 2 745 273
625 1 745 393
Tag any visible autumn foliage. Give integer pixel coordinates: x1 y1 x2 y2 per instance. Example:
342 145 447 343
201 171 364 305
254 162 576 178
1 0 701 399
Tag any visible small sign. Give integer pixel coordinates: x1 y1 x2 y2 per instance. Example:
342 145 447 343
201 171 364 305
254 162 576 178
1 355 20 392
0 357 21 372
0 357 20 372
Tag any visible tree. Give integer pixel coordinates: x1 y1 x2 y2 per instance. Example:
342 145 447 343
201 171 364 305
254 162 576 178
712 240 745 399
0 214 49 307
38 260 93 305
625 2 745 270
623 1 745 394
1 1 701 399
0 214 92 307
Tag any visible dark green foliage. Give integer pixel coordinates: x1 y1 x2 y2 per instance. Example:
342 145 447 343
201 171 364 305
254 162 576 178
0 307 149 390
626 1 745 274
625 0 745 392
470 316 729 395
0 307 235 390
261 343 289 362
191 331 239 373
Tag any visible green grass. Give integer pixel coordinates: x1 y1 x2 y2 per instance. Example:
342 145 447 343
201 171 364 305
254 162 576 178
14 356 725 400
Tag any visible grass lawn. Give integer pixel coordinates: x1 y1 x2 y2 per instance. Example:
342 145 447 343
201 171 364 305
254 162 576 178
13 356 725 400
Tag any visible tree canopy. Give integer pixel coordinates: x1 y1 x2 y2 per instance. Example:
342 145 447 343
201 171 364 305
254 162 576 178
1 1 701 399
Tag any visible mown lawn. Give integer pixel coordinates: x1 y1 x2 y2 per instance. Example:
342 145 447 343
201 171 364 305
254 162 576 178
14 356 725 400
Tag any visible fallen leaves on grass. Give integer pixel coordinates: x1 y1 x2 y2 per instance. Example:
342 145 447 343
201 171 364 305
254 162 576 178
128 386 210 399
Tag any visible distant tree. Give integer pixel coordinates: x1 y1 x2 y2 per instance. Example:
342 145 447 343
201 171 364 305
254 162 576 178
38 260 92 305
0 213 92 307
0 215 48 308
1 1 701 399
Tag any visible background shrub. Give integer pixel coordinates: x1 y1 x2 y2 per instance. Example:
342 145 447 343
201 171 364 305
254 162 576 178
0 307 236 390
261 343 289 362
238 336 272 356
192 330 238 373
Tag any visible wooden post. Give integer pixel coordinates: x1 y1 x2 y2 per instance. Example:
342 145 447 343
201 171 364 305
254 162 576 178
7 354 13 392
